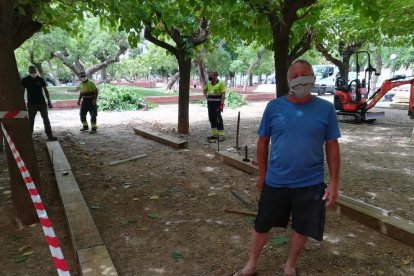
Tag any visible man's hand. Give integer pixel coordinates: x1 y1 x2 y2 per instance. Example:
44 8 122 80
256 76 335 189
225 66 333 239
47 100 53 108
255 175 265 191
77 99 81 106
322 183 338 207
92 99 97 106
217 102 224 112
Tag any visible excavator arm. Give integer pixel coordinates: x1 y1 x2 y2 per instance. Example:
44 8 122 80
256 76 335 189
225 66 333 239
365 76 414 119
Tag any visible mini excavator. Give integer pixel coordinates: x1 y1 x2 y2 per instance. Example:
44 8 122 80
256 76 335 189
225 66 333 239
334 51 414 123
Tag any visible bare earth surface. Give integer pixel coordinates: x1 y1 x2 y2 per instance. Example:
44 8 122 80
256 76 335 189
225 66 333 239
1 96 414 275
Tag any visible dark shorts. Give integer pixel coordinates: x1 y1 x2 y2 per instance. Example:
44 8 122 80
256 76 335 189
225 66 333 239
254 183 326 241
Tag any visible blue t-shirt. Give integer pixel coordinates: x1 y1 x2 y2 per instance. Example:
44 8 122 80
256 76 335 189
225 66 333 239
257 96 341 188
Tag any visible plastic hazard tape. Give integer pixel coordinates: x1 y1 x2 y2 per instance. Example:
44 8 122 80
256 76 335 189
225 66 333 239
1 123 70 276
0 111 28 119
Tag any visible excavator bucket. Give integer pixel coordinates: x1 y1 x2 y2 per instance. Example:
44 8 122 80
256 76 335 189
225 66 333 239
364 112 385 121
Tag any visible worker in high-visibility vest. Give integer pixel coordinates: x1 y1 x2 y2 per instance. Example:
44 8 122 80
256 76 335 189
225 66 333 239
203 71 225 142
77 72 99 134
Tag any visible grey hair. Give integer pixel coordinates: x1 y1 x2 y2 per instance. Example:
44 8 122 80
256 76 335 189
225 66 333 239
288 59 314 75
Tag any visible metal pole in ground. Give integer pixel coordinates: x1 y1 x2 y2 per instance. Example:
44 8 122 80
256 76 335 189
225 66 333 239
243 145 249 162
235 111 241 149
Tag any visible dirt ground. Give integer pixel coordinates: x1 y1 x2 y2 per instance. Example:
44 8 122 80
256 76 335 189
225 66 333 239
1 97 414 275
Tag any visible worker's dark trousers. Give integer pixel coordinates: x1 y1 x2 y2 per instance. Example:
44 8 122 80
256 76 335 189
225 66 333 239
80 99 97 130
207 100 223 132
27 102 53 137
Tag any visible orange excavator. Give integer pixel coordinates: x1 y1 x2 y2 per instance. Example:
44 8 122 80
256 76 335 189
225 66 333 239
334 51 414 123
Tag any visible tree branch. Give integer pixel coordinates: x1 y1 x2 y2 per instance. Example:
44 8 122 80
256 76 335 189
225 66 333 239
144 25 178 56
315 42 342 67
13 4 42 49
51 51 80 74
188 17 210 47
87 44 128 76
288 30 313 64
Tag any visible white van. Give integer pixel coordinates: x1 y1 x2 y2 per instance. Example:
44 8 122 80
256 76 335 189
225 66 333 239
312 65 339 95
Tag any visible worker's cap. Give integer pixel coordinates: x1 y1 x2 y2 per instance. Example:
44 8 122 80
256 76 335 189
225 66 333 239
79 72 87 78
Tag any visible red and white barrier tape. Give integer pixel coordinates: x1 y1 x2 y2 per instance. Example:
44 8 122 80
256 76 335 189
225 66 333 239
0 111 28 119
1 123 70 276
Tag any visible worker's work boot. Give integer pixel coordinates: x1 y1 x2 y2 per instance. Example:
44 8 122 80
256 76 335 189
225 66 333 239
89 128 97 134
80 126 89 132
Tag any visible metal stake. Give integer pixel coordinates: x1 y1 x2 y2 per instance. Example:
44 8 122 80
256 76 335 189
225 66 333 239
243 145 249 162
235 111 241 150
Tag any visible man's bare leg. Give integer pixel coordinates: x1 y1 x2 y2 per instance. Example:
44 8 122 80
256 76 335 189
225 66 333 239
284 230 308 274
239 230 269 275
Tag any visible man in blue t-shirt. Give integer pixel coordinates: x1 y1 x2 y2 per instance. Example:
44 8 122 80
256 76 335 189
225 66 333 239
233 60 340 276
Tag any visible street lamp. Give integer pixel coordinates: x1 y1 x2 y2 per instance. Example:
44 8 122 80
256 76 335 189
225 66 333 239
390 54 397 77
148 66 152 87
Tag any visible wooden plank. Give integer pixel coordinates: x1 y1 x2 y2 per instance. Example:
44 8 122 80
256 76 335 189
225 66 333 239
133 127 188 149
215 151 258 175
334 199 414 247
60 190 103 251
77 245 118 276
46 141 72 172
46 142 103 251
338 194 391 216
215 148 414 246
54 171 80 193
46 141 118 275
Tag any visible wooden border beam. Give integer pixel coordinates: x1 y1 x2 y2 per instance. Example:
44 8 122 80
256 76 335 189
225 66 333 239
216 148 414 247
47 141 118 275
133 127 188 149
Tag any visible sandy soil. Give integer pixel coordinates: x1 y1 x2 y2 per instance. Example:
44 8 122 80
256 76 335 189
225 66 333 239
1 97 414 275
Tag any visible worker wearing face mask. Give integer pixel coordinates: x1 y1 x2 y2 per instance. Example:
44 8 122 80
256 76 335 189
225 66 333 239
203 71 226 142
77 72 99 134
21 66 57 141
233 60 341 276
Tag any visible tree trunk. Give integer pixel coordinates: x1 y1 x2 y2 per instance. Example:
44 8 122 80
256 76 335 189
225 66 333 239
0 30 39 226
46 60 60 85
243 48 264 92
316 42 360 84
166 72 180 90
177 53 192 134
371 54 382 92
229 71 235 87
101 67 108 82
195 53 207 86
273 29 290 97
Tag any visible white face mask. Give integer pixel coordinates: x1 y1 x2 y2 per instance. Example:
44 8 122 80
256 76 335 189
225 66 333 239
30 73 37 78
288 76 315 98
81 77 88 82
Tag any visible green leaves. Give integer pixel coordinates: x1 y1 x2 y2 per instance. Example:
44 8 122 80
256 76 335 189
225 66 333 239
98 85 157 111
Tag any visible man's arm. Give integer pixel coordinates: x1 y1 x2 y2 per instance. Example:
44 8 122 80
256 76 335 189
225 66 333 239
77 89 82 106
42 86 52 108
323 139 340 207
256 136 270 190
203 83 208 98
92 88 99 105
